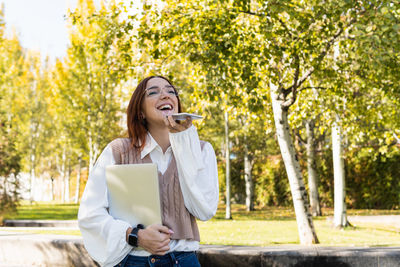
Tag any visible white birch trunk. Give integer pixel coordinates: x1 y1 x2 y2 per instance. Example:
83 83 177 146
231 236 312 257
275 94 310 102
50 177 54 201
65 160 70 203
88 136 99 174
74 156 82 204
332 115 348 228
57 149 66 203
30 152 36 202
306 119 321 216
88 132 94 173
270 83 319 244
244 137 254 211
224 111 232 219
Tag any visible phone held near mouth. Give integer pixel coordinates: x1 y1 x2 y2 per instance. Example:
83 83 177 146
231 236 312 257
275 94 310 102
171 113 203 121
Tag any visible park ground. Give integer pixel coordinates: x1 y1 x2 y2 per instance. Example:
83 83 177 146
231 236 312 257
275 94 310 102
1 202 400 247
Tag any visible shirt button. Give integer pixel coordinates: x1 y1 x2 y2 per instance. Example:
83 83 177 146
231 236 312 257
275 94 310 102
151 258 156 263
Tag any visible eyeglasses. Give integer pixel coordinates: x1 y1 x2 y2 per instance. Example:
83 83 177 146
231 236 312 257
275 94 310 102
145 86 179 98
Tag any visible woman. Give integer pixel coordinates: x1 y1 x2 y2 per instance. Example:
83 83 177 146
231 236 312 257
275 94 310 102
78 76 219 267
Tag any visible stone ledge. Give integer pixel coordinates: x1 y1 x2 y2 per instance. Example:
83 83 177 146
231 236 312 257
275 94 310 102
3 220 78 228
0 233 399 267
197 245 400 267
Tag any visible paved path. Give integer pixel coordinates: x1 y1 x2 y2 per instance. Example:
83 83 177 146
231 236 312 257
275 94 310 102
347 215 400 226
1 216 400 266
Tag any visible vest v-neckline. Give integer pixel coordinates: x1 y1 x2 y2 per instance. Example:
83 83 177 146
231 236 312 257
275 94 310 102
142 152 176 177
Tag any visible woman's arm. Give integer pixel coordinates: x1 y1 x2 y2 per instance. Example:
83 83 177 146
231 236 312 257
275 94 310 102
78 144 132 266
79 143 174 265
169 125 219 221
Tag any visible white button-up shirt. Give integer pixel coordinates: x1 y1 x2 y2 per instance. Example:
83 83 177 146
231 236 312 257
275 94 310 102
78 126 219 266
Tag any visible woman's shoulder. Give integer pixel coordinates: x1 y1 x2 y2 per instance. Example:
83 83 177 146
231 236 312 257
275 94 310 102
108 138 133 164
109 138 132 154
109 137 130 146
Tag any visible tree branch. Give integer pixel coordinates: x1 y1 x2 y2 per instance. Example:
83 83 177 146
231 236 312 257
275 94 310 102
235 10 265 17
277 16 294 39
298 86 327 92
282 53 299 108
393 132 400 144
283 6 368 106
296 132 307 145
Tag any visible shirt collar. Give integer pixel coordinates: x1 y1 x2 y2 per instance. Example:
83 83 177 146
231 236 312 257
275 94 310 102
141 133 159 159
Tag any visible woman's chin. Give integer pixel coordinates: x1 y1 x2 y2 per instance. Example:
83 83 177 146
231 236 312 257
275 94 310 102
160 110 174 116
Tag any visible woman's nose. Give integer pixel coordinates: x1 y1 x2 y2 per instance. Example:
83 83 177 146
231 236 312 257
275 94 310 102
160 90 170 98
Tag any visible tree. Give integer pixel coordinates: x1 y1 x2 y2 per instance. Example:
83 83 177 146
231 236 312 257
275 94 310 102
137 0 268 219
0 104 21 213
61 0 135 174
131 0 400 244
0 8 24 210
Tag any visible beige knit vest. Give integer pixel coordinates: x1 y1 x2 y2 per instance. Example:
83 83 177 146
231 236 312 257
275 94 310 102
109 138 203 242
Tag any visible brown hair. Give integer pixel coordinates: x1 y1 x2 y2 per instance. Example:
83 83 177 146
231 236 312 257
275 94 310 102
126 76 182 151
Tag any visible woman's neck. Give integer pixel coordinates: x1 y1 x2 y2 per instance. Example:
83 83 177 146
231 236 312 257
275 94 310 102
148 126 170 153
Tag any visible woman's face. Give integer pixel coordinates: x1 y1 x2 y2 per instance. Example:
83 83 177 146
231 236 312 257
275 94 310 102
141 77 179 126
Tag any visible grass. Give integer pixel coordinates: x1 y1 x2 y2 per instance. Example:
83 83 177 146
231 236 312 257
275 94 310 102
1 202 400 246
197 205 400 247
3 201 78 220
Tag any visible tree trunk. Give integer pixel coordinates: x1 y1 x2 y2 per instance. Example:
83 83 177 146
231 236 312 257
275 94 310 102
88 132 94 173
29 152 36 202
270 84 319 244
65 159 71 203
332 115 348 228
58 149 66 203
306 119 321 216
244 136 254 211
224 111 232 219
75 156 82 204
50 177 54 201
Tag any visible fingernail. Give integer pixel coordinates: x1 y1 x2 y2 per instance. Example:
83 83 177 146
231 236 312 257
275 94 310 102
169 229 174 234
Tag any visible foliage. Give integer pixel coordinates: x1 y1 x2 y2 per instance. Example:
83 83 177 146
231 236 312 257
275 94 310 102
0 116 21 215
1 0 400 214
346 148 400 209
0 9 24 215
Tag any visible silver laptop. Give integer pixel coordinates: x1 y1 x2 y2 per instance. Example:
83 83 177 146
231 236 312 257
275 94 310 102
106 163 162 227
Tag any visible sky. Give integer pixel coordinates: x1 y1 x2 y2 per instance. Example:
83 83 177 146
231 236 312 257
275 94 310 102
0 0 101 63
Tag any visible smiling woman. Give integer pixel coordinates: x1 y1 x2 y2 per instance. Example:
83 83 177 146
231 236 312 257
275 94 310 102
78 75 219 267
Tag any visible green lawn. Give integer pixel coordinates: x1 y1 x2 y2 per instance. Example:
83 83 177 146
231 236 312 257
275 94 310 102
2 202 400 246
3 201 79 220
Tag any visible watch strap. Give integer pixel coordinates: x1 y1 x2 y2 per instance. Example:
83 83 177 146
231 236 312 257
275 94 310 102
128 224 145 247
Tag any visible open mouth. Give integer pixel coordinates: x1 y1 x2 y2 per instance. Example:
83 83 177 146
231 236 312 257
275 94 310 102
157 104 174 115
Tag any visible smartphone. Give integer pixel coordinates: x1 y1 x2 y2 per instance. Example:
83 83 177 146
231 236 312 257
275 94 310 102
171 113 203 121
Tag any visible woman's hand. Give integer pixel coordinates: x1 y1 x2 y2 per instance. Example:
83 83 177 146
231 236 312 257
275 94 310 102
164 116 192 133
137 224 173 255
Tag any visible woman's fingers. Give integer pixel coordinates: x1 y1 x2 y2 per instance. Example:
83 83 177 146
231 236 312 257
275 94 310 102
152 224 173 235
154 243 170 255
137 225 173 255
165 115 192 133
167 115 184 132
181 117 192 128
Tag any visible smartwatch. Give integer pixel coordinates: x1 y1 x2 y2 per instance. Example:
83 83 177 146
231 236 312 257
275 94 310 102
128 224 144 247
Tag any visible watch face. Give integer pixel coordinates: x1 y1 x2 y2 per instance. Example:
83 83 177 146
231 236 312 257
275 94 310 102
128 233 138 247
